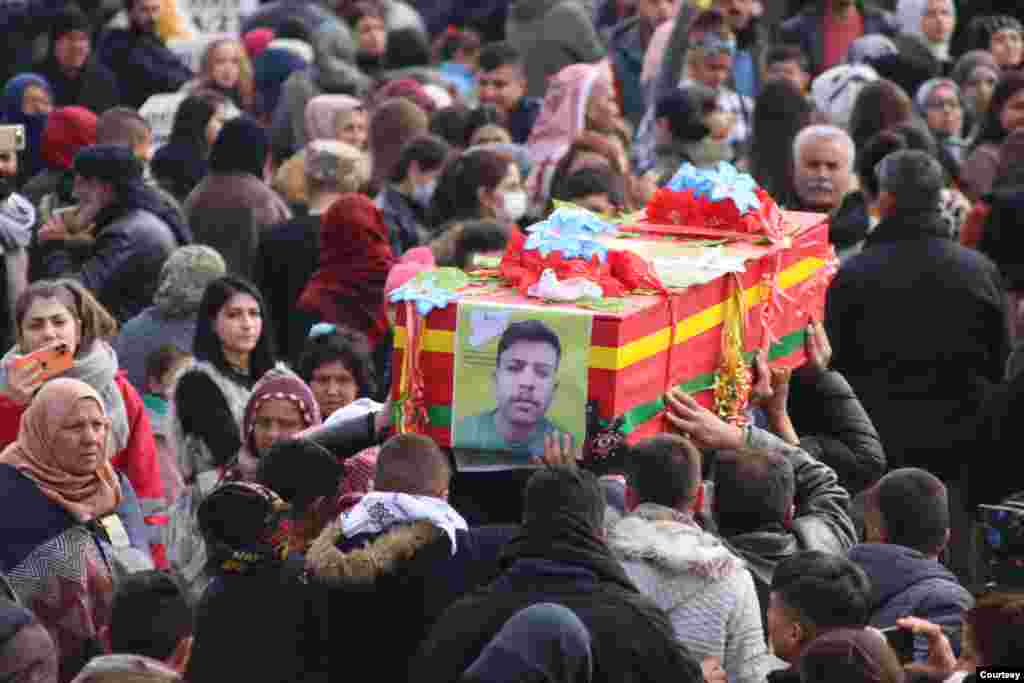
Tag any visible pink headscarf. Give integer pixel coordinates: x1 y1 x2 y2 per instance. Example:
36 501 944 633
243 28 275 59
304 94 363 141
526 63 611 166
384 246 436 297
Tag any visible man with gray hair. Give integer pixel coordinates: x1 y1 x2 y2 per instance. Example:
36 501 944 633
826 149 1008 581
259 140 369 361
792 124 870 260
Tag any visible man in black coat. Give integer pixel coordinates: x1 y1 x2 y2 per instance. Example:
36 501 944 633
826 150 1008 481
827 150 1008 584
412 465 704 683
96 0 192 108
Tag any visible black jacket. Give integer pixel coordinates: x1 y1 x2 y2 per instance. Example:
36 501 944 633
305 519 515 683
34 55 120 114
779 2 899 76
257 212 320 363
96 28 192 108
789 368 887 496
826 208 1009 479
411 526 703 683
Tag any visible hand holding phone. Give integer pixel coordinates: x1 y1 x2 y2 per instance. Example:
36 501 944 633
6 344 73 404
892 617 959 677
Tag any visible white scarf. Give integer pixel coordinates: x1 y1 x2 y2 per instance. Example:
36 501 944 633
341 491 469 555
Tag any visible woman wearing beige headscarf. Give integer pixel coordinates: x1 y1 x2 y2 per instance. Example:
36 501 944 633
273 95 368 206
0 379 152 681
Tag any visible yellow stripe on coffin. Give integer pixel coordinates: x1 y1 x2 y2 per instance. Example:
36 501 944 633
394 256 825 371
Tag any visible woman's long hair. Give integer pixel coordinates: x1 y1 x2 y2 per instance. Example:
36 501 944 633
973 71 1024 148
848 78 916 150
193 276 276 380
429 148 511 229
751 78 814 208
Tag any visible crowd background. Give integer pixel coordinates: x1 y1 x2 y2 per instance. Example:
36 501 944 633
1 0 1024 681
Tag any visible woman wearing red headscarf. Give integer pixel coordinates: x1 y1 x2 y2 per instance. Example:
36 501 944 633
297 194 395 399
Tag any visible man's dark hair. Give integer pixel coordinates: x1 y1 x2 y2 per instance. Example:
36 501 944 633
876 149 944 212
96 107 151 148
390 134 451 182
296 326 376 398
496 319 562 367
479 41 523 73
375 433 452 496
764 44 810 71
772 551 871 632
275 17 312 43
655 85 716 142
523 466 605 533
713 447 795 534
871 468 949 556
258 439 344 515
110 571 192 660
386 28 431 69
626 434 702 509
145 344 189 386
555 166 622 207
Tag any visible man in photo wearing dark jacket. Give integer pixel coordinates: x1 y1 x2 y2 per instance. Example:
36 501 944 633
96 0 192 108
850 469 973 650
413 464 704 683
35 144 191 322
780 0 899 76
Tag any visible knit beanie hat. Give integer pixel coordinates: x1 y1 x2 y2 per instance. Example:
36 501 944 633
73 144 144 184
153 245 228 317
209 115 269 177
42 106 98 171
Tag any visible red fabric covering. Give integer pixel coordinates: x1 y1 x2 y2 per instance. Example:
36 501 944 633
41 106 98 171
960 201 990 250
822 2 865 71
0 371 168 568
298 194 396 345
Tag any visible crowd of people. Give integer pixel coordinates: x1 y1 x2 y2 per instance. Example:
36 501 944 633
0 0 1024 681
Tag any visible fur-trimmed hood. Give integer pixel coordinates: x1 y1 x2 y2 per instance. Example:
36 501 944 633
608 503 744 612
305 519 445 587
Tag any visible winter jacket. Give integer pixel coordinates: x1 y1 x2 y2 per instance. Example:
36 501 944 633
788 368 887 496
780 3 900 76
850 543 973 630
113 310 197 393
0 370 167 568
507 96 542 145
826 208 1009 479
33 56 120 115
305 520 516 682
37 207 181 323
721 427 857 626
0 194 33 353
412 524 704 683
506 0 606 99
184 173 291 283
95 28 192 108
0 0 64 85
609 504 782 683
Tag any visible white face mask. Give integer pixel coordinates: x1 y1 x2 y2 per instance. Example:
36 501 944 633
497 190 528 224
413 177 437 207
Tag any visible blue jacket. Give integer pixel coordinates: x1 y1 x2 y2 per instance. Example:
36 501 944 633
508 96 542 145
850 543 973 629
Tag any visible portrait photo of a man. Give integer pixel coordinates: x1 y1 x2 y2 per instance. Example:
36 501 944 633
453 312 589 465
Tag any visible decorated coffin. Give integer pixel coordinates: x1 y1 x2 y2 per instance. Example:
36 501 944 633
389 163 837 468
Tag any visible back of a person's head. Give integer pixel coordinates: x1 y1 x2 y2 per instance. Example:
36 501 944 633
390 134 451 183
857 125 937 197
772 551 872 632
655 84 715 143
523 466 605 535
374 433 451 497
110 571 191 662
626 434 702 509
876 149 945 212
96 107 151 149
70 654 181 683
713 447 795 535
870 468 949 556
258 438 343 515
848 79 914 149
799 627 905 683
555 166 623 208
385 28 430 69
430 219 508 269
